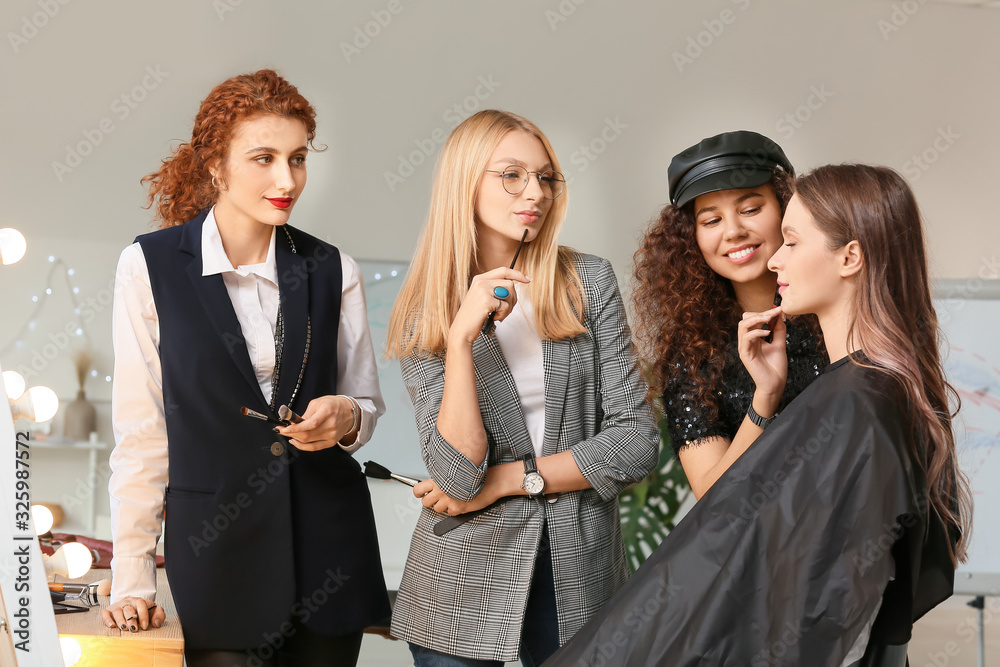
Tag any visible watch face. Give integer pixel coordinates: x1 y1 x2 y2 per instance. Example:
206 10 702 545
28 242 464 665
524 472 545 496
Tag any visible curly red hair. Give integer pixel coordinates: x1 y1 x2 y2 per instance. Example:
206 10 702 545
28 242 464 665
142 69 319 228
632 169 796 417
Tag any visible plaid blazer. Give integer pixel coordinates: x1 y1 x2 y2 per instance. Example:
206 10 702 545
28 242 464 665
390 253 659 662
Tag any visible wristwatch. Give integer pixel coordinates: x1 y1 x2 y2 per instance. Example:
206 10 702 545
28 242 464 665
747 402 777 429
521 452 545 497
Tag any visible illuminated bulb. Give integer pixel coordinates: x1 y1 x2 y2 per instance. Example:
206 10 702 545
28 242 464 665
10 385 59 422
3 370 25 400
32 504 54 535
0 228 27 265
60 636 82 666
43 542 93 579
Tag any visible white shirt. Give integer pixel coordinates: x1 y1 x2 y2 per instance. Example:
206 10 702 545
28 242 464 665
108 210 385 603
494 285 546 457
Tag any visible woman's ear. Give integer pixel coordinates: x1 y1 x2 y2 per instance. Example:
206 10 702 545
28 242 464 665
840 240 863 278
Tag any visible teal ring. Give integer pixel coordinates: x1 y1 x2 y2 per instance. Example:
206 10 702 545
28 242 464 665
493 286 510 299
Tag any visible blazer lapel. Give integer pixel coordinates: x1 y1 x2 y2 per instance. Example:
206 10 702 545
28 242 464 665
474 333 533 461
273 227 309 412
541 337 570 457
179 214 267 409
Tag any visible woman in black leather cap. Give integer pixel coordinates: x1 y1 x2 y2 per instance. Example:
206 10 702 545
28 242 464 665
633 131 827 499
545 164 970 667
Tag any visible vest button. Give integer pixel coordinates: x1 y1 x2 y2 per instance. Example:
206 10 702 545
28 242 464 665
270 442 285 457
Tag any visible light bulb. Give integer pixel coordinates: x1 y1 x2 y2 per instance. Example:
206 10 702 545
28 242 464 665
43 542 93 579
60 636 82 666
10 385 59 422
0 228 27 265
2 370 25 400
32 504 54 535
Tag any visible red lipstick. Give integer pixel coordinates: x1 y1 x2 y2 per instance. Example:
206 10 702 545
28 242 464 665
266 197 292 209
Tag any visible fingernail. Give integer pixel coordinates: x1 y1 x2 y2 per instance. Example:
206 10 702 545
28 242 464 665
273 427 280 433
130 624 137 632
106 620 115 628
141 620 148 630
120 624 127 630
153 619 162 628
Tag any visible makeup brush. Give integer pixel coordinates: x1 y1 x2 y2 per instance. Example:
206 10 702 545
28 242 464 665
482 229 529 336
363 461 422 487
278 405 304 424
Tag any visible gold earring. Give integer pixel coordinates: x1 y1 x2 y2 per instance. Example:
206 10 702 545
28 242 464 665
211 176 222 189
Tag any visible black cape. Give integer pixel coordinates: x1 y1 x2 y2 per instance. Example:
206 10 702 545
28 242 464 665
545 356 956 667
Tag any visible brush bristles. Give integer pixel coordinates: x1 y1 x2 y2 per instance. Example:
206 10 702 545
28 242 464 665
363 461 393 479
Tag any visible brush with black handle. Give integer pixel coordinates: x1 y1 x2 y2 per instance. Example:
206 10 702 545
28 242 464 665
363 461 496 535
363 461 423 487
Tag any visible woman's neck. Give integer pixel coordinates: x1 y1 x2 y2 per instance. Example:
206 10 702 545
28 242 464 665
475 235 522 275
214 202 273 267
817 300 859 363
732 272 778 313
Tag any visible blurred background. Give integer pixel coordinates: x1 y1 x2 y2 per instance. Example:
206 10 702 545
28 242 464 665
1 0 998 664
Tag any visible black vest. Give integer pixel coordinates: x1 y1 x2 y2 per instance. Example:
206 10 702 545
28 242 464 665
137 211 389 650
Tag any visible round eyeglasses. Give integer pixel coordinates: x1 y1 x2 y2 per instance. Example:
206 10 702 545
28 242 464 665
484 165 566 199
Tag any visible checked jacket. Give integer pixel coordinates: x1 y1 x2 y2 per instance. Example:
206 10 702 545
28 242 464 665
389 252 660 662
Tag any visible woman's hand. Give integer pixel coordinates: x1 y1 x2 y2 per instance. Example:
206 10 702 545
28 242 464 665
450 267 532 346
276 395 357 450
738 306 788 416
413 478 499 516
101 596 165 632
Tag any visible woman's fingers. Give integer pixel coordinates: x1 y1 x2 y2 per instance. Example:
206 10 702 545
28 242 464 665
102 598 163 632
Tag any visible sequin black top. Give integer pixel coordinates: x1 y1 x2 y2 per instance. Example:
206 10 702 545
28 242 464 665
663 318 827 454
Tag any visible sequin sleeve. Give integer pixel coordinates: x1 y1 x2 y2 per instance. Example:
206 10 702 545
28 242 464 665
661 367 730 455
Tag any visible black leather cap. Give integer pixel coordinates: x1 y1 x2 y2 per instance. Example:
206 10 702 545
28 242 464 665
667 131 793 208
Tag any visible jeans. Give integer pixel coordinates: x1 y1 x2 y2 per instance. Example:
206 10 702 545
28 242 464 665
410 528 559 667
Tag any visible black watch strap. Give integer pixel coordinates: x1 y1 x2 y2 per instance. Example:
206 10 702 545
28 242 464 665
522 452 538 475
747 402 777 429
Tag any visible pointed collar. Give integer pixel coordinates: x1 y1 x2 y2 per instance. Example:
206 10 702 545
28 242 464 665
200 207 278 285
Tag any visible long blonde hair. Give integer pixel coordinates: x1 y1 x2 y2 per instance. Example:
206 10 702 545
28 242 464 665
387 110 585 358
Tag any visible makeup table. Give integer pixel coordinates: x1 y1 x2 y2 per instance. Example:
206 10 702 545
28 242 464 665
54 568 183 666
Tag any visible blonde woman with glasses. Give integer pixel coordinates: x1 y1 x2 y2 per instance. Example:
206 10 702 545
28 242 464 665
386 110 659 666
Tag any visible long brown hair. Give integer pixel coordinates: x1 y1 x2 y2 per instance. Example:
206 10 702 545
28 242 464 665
386 110 585 358
795 164 971 563
632 168 795 415
142 69 320 228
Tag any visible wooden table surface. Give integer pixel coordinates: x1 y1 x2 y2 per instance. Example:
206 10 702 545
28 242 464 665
54 568 183 667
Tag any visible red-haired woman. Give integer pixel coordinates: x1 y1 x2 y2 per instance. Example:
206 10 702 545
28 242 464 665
547 164 971 666
633 131 827 499
104 70 389 667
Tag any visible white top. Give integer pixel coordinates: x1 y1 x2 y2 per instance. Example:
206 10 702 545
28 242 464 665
493 285 546 457
108 209 385 603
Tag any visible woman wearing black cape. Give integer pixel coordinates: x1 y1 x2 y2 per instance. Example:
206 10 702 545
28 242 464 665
544 164 971 667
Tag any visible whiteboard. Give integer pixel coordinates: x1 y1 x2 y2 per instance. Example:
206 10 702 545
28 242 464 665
934 279 1000 595
356 260 428 478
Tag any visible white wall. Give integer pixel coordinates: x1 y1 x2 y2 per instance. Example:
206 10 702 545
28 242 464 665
1 0 997 539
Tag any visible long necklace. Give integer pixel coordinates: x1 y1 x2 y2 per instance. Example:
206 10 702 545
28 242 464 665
268 226 311 413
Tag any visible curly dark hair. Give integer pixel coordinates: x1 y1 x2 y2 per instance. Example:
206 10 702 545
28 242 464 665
632 168 796 418
142 69 320 228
